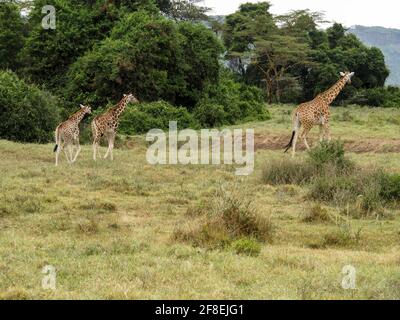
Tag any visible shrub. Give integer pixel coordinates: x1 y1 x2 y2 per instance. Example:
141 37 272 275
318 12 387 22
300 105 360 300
231 238 261 257
119 100 199 134
194 70 270 127
307 140 354 174
194 102 226 128
0 70 61 143
302 204 332 223
322 223 362 247
65 11 223 109
378 172 400 202
173 190 274 250
261 159 315 185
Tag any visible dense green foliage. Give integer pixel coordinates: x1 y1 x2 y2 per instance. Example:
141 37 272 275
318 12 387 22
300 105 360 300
65 12 223 109
0 0 397 143
0 2 26 70
223 4 391 105
119 101 199 134
195 71 271 127
0 71 60 143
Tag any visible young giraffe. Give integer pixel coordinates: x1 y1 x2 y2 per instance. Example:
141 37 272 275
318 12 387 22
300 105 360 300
54 104 92 166
284 71 355 157
91 93 139 161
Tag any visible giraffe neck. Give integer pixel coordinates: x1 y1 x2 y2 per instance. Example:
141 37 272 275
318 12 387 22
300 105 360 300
319 77 347 105
111 97 128 119
69 109 87 124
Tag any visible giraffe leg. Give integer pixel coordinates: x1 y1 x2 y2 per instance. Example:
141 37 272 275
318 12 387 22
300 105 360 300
93 135 102 161
68 144 74 163
301 126 312 151
72 140 81 163
319 125 324 142
55 139 62 166
324 123 331 141
291 130 300 158
109 133 115 161
63 143 72 163
103 135 111 159
55 144 61 166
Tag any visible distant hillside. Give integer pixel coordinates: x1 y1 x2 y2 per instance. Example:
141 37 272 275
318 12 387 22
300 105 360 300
349 25 400 85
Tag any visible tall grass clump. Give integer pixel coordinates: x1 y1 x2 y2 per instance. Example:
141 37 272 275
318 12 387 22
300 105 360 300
261 159 314 185
173 189 274 252
262 140 354 186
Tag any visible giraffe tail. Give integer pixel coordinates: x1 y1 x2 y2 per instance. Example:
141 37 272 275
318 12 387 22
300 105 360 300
284 112 300 153
284 131 296 153
54 126 60 152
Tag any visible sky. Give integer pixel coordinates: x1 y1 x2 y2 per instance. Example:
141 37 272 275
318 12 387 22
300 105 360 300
201 0 400 29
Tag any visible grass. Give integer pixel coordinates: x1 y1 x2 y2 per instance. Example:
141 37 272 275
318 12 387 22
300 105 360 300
1 104 400 299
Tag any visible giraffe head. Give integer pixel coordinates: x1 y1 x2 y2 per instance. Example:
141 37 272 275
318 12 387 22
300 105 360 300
80 104 92 114
340 71 355 84
123 93 139 104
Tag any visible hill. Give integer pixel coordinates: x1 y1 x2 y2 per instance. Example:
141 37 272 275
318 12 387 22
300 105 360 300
349 25 400 85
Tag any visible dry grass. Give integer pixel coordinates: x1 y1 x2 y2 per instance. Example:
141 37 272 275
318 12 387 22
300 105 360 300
1 105 400 299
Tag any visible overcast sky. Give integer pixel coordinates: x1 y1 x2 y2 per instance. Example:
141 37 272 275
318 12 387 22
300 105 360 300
201 0 400 29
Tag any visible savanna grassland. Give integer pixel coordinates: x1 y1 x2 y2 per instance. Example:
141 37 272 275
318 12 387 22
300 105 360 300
1 105 400 300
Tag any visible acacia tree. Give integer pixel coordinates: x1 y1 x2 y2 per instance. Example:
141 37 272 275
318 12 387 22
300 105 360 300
162 0 210 22
223 2 277 76
253 34 312 103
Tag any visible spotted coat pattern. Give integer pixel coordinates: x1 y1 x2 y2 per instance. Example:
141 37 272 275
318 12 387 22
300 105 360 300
285 72 355 157
54 105 91 166
91 94 139 160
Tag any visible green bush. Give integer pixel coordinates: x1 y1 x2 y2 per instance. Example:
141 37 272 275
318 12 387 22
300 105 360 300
261 159 315 185
307 140 354 173
231 238 261 257
65 11 223 109
194 102 226 127
378 172 400 202
173 190 274 250
194 71 270 127
119 100 199 134
0 70 60 143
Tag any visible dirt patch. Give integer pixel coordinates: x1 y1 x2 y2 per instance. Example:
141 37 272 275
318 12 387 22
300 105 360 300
254 134 400 153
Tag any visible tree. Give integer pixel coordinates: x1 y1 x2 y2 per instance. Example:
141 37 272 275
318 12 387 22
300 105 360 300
65 11 223 109
20 0 158 89
253 34 312 103
0 70 60 143
162 0 211 22
0 2 26 70
223 2 277 76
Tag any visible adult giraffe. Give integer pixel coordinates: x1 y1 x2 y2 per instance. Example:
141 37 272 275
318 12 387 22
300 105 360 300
284 71 355 157
91 93 139 161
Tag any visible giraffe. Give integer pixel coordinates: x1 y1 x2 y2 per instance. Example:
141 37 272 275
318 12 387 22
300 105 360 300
54 104 92 166
91 93 139 161
284 71 355 157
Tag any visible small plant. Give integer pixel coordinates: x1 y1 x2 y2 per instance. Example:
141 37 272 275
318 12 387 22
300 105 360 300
231 238 261 257
322 223 362 247
261 158 314 185
307 140 354 174
302 204 332 223
173 189 274 250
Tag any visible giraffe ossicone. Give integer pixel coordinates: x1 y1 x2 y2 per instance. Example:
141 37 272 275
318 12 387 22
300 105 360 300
284 71 355 157
91 93 140 161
